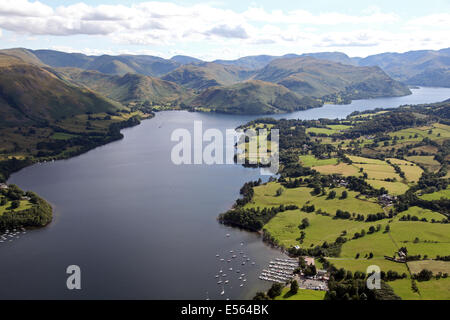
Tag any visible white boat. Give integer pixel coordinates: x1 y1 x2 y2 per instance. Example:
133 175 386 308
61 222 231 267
224 280 229 284
217 281 222 284
226 234 230 237
215 275 219 278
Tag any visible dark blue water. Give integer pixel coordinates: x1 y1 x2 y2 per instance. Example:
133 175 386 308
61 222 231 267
1 87 449 299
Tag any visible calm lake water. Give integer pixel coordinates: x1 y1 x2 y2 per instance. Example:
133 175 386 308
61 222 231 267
1 87 450 299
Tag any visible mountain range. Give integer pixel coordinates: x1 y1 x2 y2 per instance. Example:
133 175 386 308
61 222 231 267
0 47 449 117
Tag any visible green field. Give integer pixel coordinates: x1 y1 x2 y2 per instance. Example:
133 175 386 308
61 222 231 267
389 221 450 256
51 132 80 140
396 206 447 222
299 155 338 167
274 287 326 300
247 183 383 216
312 163 360 177
339 230 397 259
388 279 421 300
306 124 351 136
417 278 450 300
389 123 450 144
420 187 450 201
366 180 409 195
0 200 33 216
405 156 441 172
327 258 409 274
264 209 383 248
348 155 386 165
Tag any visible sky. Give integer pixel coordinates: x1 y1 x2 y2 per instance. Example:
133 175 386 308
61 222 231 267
0 0 449 60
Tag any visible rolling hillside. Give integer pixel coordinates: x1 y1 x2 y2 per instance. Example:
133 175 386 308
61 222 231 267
188 80 321 114
30 50 180 77
358 48 450 87
162 62 253 90
252 56 411 99
0 53 120 128
56 68 191 105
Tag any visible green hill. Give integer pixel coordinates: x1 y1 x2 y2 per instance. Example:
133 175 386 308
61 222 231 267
252 56 411 99
162 62 253 90
56 68 191 105
188 80 321 114
358 48 450 87
0 53 120 128
30 50 180 77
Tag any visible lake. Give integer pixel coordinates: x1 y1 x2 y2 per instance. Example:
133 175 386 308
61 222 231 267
1 87 449 299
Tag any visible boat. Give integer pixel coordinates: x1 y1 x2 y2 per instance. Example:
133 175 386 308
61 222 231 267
217 281 222 284
219 269 223 273
224 280 229 284
215 275 219 278
216 254 220 257
229 268 233 271
226 234 230 237
240 284 244 287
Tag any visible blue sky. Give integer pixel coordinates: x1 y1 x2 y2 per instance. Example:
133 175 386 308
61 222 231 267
0 0 449 60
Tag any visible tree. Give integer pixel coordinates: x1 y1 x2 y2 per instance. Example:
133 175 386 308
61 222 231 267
10 200 20 209
290 280 299 294
340 191 348 199
267 283 283 299
276 188 284 197
304 265 317 277
253 292 270 300
416 269 433 281
0 197 6 206
299 218 310 230
327 190 336 199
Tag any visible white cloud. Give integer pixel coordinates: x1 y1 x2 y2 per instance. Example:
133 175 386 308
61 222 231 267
407 13 450 28
0 1 448 59
0 1 400 39
0 0 53 17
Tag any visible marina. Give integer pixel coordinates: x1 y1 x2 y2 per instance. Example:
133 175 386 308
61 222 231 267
258 258 297 284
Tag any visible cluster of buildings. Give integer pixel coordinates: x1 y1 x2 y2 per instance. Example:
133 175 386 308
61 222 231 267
378 194 397 207
0 183 8 190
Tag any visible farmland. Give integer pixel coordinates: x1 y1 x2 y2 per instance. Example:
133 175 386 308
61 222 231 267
274 287 326 300
224 105 450 300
